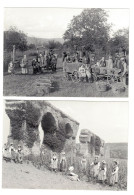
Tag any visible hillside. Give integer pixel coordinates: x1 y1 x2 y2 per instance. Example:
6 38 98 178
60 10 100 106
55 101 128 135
27 36 64 45
2 161 119 190
105 143 128 159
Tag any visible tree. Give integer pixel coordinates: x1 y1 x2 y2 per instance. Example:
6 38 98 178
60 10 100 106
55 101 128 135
108 28 129 55
46 40 63 50
63 8 111 53
4 26 28 52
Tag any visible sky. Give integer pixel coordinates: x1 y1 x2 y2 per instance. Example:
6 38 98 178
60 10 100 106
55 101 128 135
3 101 128 144
4 8 129 38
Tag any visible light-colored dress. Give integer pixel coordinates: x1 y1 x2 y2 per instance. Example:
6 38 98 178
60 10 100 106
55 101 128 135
81 158 87 171
110 166 119 184
91 162 100 178
51 157 58 169
21 58 28 74
98 165 107 181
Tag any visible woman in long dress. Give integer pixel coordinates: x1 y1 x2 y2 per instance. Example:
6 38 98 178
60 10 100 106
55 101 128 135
50 153 58 172
21 55 28 74
60 151 67 173
90 156 100 179
110 160 119 186
81 155 87 173
98 160 107 183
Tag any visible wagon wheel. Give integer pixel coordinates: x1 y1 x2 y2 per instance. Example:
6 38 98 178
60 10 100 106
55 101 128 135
72 71 80 82
65 72 72 81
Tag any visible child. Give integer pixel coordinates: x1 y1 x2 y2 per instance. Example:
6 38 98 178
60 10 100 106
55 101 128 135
8 61 14 74
98 160 107 183
51 153 58 172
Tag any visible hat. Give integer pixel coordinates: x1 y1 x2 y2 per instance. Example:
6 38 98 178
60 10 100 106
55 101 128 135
61 151 65 155
102 160 106 164
68 166 74 171
113 159 118 164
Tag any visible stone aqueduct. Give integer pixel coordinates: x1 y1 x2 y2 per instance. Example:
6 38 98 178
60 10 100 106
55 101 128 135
5 100 105 162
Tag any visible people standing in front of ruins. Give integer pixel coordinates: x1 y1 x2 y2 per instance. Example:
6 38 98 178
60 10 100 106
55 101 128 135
81 155 87 173
109 160 119 186
59 151 67 173
90 156 100 180
98 160 107 184
20 55 28 74
51 153 58 172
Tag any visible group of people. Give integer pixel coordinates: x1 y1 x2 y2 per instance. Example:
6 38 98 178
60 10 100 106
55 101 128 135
62 51 128 84
50 152 119 186
8 49 57 75
2 143 23 164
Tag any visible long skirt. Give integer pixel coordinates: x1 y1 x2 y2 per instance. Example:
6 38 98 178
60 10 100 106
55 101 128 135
98 170 107 181
21 68 28 74
60 160 67 172
110 173 118 185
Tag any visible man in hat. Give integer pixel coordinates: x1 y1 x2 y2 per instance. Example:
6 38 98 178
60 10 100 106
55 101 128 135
110 160 119 186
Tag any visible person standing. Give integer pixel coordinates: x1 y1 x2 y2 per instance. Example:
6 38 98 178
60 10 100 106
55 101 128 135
21 55 28 74
51 153 58 172
8 143 17 162
107 55 114 69
90 156 100 180
99 57 106 67
59 151 67 173
110 160 119 186
81 155 87 173
17 145 23 164
98 160 107 183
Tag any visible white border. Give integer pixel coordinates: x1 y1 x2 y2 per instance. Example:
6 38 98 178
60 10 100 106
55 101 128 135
0 1 134 195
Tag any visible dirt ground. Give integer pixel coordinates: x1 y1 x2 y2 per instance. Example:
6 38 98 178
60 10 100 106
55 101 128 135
2 161 119 190
3 59 128 97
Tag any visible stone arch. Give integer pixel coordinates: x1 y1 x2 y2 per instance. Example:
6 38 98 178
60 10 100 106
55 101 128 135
65 123 73 139
41 112 57 135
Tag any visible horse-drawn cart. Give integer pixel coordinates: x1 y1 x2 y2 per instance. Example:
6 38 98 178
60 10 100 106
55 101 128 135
64 62 81 82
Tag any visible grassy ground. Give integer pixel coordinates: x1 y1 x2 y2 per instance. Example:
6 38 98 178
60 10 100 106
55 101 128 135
2 160 122 190
3 58 128 97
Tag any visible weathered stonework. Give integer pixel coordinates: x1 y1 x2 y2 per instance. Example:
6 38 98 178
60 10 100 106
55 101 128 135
5 100 79 164
79 129 105 157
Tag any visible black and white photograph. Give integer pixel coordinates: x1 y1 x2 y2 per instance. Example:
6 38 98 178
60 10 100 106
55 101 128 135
2 100 128 190
3 8 129 97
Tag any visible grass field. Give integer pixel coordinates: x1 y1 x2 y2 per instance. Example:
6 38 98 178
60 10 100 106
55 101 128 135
3 58 128 97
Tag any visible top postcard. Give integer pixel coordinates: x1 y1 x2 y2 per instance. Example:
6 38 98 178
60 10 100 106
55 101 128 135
3 8 129 97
